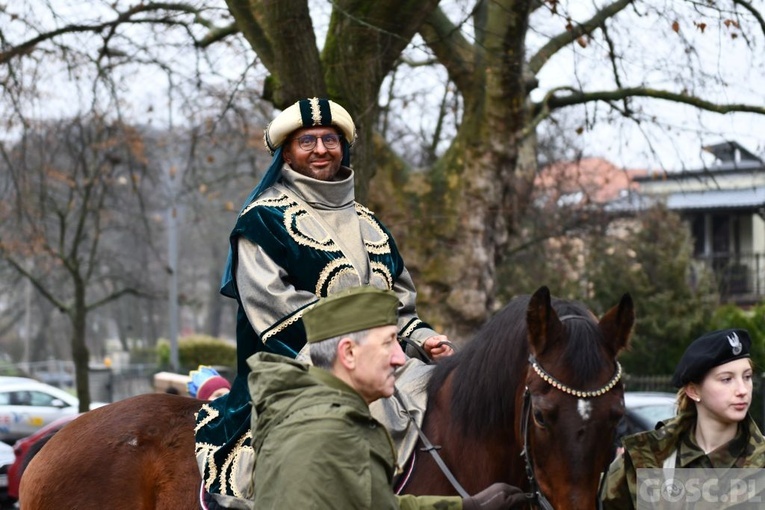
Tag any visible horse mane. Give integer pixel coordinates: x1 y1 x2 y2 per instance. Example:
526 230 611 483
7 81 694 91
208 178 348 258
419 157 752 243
427 294 608 438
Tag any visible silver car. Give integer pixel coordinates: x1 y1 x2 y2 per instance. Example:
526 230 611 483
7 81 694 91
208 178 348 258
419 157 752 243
624 391 677 430
0 379 104 444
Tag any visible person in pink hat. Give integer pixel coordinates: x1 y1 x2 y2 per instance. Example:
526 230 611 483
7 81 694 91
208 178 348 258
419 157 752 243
188 366 231 401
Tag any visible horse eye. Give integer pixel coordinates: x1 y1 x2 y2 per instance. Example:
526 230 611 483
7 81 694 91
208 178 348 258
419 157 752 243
533 409 546 427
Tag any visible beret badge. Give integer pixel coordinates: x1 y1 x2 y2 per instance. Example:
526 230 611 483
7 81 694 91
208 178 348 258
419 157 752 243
728 331 743 356
671 328 751 387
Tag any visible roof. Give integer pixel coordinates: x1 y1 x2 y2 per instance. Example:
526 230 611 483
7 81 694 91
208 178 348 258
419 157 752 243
634 159 764 183
634 141 764 183
703 141 763 164
536 157 647 205
662 186 765 211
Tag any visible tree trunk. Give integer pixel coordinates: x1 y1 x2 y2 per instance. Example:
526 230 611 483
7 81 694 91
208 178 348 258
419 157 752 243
72 284 91 412
368 1 535 341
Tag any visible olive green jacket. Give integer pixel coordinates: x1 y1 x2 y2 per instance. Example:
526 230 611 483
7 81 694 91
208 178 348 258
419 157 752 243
247 353 463 510
601 412 765 509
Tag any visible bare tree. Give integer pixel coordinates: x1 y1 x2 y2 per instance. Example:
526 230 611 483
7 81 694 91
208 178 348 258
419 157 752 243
0 115 163 410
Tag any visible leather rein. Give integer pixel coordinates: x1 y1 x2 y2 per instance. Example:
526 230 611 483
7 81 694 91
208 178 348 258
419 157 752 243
398 338 469 498
520 315 623 510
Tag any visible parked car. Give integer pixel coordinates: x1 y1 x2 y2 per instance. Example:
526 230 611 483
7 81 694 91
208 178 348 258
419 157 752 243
0 379 105 444
0 378 36 387
624 391 677 431
0 441 15 508
615 391 677 448
6 414 81 504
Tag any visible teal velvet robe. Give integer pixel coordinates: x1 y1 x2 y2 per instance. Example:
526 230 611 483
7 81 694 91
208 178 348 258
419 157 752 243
195 170 434 502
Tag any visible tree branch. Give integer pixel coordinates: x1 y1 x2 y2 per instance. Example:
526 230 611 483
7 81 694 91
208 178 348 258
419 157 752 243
86 287 152 313
544 86 765 116
601 24 631 116
0 2 221 65
524 84 765 140
419 7 475 95
733 0 765 38
197 22 240 48
224 0 274 70
527 0 634 75
0 256 68 313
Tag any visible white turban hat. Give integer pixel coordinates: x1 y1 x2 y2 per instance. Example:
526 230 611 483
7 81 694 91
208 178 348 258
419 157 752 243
264 97 356 155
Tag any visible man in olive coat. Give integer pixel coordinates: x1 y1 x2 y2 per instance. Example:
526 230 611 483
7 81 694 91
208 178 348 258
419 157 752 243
247 286 527 509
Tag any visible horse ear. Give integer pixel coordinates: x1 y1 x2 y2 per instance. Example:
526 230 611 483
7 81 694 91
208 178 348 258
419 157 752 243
526 285 563 357
598 292 635 357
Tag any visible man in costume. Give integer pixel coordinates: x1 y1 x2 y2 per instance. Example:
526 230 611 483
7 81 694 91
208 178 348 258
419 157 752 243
249 286 526 509
195 98 453 508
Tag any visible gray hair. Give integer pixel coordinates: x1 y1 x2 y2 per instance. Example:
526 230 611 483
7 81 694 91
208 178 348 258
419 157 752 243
310 329 369 369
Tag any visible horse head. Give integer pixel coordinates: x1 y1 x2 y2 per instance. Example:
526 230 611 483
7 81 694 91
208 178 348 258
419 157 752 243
521 285 634 510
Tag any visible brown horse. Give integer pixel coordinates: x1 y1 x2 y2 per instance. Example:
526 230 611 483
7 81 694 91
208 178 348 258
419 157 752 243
20 286 633 510
403 286 634 509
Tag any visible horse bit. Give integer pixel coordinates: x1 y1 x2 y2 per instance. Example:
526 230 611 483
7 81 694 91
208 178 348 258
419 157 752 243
520 315 623 510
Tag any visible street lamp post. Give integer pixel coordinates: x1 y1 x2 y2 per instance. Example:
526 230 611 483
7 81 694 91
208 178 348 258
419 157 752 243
167 163 180 373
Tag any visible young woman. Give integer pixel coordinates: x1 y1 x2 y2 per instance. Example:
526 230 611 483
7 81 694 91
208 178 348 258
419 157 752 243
601 328 765 509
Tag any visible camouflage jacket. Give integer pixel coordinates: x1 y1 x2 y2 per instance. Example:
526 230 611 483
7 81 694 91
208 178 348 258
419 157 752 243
600 412 765 509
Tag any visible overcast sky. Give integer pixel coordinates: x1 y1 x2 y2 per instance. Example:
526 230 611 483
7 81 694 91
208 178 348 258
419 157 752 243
6 0 763 174
527 0 765 172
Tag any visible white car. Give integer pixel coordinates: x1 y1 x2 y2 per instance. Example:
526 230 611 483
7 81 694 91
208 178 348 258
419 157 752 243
0 440 14 504
0 379 105 444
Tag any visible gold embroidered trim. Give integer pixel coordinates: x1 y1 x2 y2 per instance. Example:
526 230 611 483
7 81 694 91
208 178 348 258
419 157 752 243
194 403 220 433
240 195 291 218
356 203 390 255
309 97 322 125
284 204 337 251
370 262 393 289
401 319 423 338
196 441 220 490
242 197 389 259
324 266 360 293
219 430 254 497
315 258 355 294
262 310 305 343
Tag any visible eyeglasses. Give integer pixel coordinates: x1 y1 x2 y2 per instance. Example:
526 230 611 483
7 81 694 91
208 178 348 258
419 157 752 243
293 133 342 151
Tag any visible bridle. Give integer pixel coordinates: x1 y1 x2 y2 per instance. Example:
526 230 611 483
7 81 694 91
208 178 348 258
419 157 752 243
520 316 623 510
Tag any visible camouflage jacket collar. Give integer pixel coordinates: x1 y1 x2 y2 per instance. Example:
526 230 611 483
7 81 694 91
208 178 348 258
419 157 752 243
623 412 765 469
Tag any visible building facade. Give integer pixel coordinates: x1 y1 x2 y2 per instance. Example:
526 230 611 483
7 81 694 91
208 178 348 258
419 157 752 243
632 141 765 303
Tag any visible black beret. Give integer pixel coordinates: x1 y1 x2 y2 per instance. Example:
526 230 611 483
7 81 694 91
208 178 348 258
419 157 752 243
671 328 751 388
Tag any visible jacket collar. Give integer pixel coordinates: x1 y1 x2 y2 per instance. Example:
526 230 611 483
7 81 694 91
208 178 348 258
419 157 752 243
623 412 765 469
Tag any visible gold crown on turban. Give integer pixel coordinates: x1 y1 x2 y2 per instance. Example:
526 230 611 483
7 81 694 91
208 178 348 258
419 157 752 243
303 286 399 344
264 97 356 155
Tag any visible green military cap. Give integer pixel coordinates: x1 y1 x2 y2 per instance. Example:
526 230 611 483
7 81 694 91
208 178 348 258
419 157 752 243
303 286 399 343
